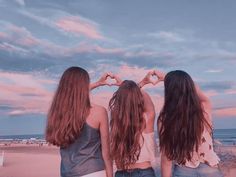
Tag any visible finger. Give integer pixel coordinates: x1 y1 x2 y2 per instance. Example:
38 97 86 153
147 71 152 76
150 80 156 85
154 80 160 85
110 83 118 86
113 74 120 81
150 70 155 75
107 72 114 78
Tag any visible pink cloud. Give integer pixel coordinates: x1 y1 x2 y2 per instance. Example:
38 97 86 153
124 50 173 58
213 107 236 118
7 25 40 47
116 65 164 88
117 65 149 81
0 31 7 39
225 89 236 95
91 91 164 114
0 42 29 53
0 71 54 115
56 16 104 40
64 43 124 56
204 90 219 97
1 23 123 57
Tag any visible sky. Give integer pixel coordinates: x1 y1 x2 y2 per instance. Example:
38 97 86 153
0 0 236 135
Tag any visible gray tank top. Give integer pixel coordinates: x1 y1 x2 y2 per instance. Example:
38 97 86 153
60 123 105 177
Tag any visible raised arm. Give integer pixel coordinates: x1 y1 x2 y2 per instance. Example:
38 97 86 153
90 73 111 90
195 83 212 126
99 107 113 177
138 70 166 88
138 71 155 88
141 90 155 132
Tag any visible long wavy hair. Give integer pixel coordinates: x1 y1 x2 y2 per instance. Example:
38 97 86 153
46 66 91 148
109 80 146 169
158 70 212 164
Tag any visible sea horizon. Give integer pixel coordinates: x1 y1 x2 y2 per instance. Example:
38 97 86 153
1 128 236 145
1 128 235 137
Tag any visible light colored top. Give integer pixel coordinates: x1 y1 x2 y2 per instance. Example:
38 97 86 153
136 132 157 163
181 127 220 168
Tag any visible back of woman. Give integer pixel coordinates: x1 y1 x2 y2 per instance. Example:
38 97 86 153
45 67 112 177
59 106 106 177
156 70 223 177
109 80 156 177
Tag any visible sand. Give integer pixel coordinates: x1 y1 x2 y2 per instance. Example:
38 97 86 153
0 144 60 177
0 144 236 177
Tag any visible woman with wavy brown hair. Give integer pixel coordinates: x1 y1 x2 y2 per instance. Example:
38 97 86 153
109 74 157 177
46 66 113 177
143 70 223 177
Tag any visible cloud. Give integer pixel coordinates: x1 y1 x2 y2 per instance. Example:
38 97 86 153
213 107 236 118
15 0 25 6
0 31 7 38
200 81 234 92
56 16 104 40
0 71 54 115
65 43 124 56
19 9 106 41
205 69 223 73
0 42 29 54
224 89 236 95
147 31 185 42
204 90 219 97
116 65 154 82
6 24 40 47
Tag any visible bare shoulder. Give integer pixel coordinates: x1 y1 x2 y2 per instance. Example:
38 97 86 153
91 103 107 112
91 103 108 121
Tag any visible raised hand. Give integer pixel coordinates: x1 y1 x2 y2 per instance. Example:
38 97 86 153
109 74 123 86
138 70 156 88
97 72 114 86
90 72 113 90
154 70 165 82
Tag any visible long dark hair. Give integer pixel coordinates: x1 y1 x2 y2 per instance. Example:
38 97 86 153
158 70 212 164
46 66 91 148
109 80 145 169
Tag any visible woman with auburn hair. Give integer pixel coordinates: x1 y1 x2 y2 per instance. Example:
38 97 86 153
109 74 157 177
46 66 113 177
142 70 223 177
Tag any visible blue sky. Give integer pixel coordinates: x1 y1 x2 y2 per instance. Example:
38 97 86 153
0 0 236 135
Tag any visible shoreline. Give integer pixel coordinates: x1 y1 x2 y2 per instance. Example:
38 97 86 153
1 144 236 177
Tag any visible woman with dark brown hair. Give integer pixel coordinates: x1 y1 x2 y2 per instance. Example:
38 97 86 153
142 70 223 177
109 74 157 177
46 66 113 177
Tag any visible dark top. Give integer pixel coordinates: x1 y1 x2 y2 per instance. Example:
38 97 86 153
60 123 105 177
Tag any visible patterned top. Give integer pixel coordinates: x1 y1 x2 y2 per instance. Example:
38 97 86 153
182 127 220 168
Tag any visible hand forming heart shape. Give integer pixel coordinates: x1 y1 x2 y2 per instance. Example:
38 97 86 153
99 73 122 86
149 72 159 85
142 71 159 85
105 74 118 86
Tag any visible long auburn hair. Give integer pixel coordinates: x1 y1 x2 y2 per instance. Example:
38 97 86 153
46 66 91 148
109 80 145 169
158 70 212 164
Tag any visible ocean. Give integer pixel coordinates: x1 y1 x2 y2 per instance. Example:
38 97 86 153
0 129 236 145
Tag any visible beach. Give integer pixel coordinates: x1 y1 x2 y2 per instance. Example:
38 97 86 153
1 143 236 177
0 144 60 177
